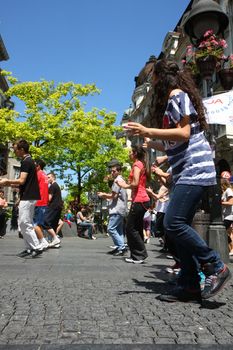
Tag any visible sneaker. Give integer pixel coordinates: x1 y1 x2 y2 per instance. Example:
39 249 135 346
158 287 202 303
48 236 61 248
109 245 117 249
165 262 181 274
107 247 119 255
113 248 127 256
31 249 43 258
41 240 49 251
125 257 144 264
201 264 231 299
17 249 31 258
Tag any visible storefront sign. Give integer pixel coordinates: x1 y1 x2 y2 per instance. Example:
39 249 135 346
203 90 233 125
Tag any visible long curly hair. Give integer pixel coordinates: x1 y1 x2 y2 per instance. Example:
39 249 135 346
152 59 207 130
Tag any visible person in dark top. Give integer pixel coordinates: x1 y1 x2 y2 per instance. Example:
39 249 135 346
0 140 43 258
43 172 63 248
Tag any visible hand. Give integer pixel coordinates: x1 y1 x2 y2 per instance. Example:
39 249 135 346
97 192 103 198
146 187 154 195
125 122 148 137
142 137 151 149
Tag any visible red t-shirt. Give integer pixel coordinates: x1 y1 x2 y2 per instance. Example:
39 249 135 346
129 160 150 203
36 170 49 206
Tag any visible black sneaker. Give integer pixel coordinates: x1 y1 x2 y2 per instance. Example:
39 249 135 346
158 287 202 303
17 249 31 258
201 264 231 299
107 247 119 255
113 248 127 256
31 249 43 258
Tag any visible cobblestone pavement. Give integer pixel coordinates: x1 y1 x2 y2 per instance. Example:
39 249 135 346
0 233 233 348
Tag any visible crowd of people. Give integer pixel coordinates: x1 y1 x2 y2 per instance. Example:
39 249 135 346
0 58 232 304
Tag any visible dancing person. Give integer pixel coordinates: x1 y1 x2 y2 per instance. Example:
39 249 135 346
34 159 49 250
124 59 231 301
0 140 43 257
97 164 128 256
43 172 63 247
116 145 150 264
221 178 233 256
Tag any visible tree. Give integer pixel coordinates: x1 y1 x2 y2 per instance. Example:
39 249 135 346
0 71 128 202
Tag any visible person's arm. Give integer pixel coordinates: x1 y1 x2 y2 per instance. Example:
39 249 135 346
143 137 165 152
0 172 28 187
126 116 191 142
97 191 118 200
116 166 140 189
222 196 233 206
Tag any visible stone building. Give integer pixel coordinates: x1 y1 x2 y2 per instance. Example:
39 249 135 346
0 35 20 205
123 0 233 175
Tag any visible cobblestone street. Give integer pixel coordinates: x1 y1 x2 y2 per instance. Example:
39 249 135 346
0 234 233 348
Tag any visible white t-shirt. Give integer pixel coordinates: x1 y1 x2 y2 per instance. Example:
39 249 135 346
222 187 233 221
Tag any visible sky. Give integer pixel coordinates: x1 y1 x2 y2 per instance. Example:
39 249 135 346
1 0 191 125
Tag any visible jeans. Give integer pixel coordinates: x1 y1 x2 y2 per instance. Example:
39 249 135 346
164 184 224 289
78 222 93 238
126 201 150 261
18 200 42 250
107 214 125 250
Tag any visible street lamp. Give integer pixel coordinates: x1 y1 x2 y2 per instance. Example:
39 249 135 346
183 0 229 262
184 0 229 45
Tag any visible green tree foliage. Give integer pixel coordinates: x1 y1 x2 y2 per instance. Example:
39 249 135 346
0 71 128 202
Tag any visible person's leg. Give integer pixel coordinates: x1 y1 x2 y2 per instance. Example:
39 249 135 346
43 208 61 246
107 214 125 251
164 185 223 290
18 201 42 251
126 202 149 261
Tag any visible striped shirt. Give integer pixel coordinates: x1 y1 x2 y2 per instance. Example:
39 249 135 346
163 91 216 186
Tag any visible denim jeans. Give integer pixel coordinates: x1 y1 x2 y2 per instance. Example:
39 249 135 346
164 184 224 289
126 201 150 261
107 214 125 250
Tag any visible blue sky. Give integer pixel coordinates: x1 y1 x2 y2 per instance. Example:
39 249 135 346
1 0 190 125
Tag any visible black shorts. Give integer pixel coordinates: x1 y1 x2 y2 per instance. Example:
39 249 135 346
43 207 62 232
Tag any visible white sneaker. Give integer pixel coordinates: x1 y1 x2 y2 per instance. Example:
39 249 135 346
41 239 49 250
48 236 61 248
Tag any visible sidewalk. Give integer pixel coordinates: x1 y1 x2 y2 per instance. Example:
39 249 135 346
0 233 233 347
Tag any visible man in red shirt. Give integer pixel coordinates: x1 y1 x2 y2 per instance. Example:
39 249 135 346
34 159 49 250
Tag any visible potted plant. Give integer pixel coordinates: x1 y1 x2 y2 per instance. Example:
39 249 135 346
218 54 233 90
183 29 227 80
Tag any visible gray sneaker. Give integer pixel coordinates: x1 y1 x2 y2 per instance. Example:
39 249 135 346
201 264 231 299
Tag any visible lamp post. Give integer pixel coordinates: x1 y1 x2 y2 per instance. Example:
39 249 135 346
183 0 229 262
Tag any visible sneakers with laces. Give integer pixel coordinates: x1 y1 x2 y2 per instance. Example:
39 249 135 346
125 257 145 264
201 264 231 299
158 287 202 303
17 249 31 258
48 236 61 248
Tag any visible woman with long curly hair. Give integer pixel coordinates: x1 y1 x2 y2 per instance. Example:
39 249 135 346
116 145 150 263
125 59 230 302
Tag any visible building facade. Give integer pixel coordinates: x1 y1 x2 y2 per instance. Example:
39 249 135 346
123 0 233 175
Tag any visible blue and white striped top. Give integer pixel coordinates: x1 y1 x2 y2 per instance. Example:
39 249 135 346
163 91 216 186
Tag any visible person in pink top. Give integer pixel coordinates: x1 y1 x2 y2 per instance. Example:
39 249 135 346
116 145 150 263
